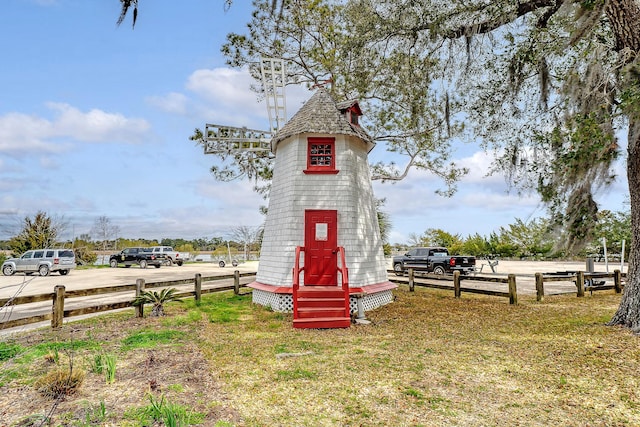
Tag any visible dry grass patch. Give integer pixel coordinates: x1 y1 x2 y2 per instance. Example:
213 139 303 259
199 288 639 426
0 288 638 426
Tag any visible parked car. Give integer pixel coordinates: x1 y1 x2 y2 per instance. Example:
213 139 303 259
109 247 165 269
148 246 191 266
2 249 76 276
392 247 476 276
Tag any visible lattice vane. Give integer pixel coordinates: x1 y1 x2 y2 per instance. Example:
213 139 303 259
260 57 287 133
204 124 272 154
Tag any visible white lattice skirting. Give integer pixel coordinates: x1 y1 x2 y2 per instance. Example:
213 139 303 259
251 289 395 314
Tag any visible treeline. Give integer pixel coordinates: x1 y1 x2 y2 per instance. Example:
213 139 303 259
392 210 631 260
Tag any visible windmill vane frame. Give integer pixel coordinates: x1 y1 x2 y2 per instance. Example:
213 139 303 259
204 57 287 157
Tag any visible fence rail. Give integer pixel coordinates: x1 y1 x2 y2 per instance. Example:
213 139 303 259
389 268 625 304
389 269 518 304
1 271 256 330
2 268 626 331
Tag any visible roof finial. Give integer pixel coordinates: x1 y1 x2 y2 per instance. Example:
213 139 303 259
311 77 333 90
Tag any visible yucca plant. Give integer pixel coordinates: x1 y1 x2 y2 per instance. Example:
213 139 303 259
132 288 183 317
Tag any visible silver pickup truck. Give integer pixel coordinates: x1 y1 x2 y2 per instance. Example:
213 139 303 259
149 246 191 266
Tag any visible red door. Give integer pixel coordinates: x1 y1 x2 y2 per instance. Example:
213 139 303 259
304 210 338 285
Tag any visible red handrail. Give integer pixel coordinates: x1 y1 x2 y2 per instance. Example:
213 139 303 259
292 246 305 317
292 246 350 317
335 246 350 315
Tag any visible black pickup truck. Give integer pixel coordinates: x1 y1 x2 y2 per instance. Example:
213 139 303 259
109 247 165 269
393 247 476 276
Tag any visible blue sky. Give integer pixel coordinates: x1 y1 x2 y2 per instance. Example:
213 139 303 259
0 0 630 245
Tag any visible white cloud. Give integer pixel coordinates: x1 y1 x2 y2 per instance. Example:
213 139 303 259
0 104 151 157
47 103 150 143
0 112 59 153
186 68 266 124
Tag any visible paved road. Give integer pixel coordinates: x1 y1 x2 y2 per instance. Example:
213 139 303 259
0 261 259 336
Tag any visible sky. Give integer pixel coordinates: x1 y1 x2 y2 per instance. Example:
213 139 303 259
0 0 630 245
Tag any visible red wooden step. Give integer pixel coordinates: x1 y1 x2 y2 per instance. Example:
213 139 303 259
296 307 348 318
293 316 351 329
296 297 346 308
296 286 345 299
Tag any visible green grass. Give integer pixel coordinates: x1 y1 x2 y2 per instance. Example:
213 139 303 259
0 342 23 361
121 329 185 350
123 394 205 426
181 293 252 323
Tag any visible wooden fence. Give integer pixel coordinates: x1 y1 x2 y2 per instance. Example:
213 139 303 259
389 268 625 304
2 268 626 331
534 270 624 301
0 271 255 330
389 269 518 304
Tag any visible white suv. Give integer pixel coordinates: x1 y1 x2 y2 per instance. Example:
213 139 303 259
2 249 76 276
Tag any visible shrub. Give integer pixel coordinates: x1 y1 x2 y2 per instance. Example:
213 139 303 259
132 288 183 317
34 367 85 399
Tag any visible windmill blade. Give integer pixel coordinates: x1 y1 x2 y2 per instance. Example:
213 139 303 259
260 57 287 133
204 124 272 154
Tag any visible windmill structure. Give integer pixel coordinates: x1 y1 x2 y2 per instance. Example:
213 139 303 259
203 58 395 329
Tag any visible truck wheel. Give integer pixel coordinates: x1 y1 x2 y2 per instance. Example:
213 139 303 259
59 269 69 276
433 265 446 275
39 265 50 277
393 263 404 277
165 258 173 266
232 260 239 267
2 265 15 276
110 259 118 268
219 260 226 268
139 260 148 269
176 261 183 266
154 264 161 268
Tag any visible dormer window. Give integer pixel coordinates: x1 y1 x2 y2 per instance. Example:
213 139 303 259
304 137 339 174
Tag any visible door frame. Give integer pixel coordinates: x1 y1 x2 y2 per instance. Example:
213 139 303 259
304 209 338 285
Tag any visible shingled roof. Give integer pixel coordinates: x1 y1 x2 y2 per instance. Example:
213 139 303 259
272 88 374 150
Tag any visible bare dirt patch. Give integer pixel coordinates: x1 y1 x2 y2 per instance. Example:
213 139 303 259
0 316 242 426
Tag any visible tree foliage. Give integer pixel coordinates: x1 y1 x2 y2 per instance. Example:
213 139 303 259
8 211 65 256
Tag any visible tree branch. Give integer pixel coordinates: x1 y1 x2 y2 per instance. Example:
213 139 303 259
431 0 560 39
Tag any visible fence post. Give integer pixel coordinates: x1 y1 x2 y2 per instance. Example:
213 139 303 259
508 274 517 305
408 268 415 292
535 273 544 302
234 270 240 295
52 285 65 328
453 271 461 298
576 271 585 297
614 269 622 293
195 273 202 302
135 278 145 318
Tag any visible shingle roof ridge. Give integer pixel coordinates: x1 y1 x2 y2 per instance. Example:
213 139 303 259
272 88 372 147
